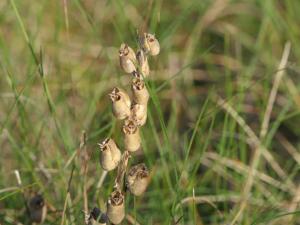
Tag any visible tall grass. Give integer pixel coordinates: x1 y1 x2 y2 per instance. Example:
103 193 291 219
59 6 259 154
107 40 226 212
0 0 300 224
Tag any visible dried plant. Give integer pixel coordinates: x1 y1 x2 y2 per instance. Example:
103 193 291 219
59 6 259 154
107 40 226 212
28 194 47 224
94 32 160 224
126 163 150 196
99 138 121 171
109 87 131 120
87 207 108 225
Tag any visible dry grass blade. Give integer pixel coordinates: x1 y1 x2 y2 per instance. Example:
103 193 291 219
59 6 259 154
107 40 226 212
204 152 291 193
216 97 295 192
260 42 291 139
229 42 292 225
96 171 108 189
201 156 281 205
283 186 300 223
183 0 229 83
277 133 300 165
179 193 284 209
62 0 69 36
126 214 141 225
0 186 19 194
60 165 75 225
80 131 89 216
284 75 300 109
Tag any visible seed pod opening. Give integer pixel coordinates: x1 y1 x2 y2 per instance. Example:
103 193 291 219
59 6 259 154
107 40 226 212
109 87 131 120
140 33 160 56
99 138 121 171
119 43 136 74
131 104 147 126
107 190 125 224
28 194 47 223
131 78 149 106
126 163 149 196
88 207 108 225
122 119 141 152
136 49 149 77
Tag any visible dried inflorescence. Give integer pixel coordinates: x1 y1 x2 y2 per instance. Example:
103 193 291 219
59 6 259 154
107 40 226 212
96 32 159 224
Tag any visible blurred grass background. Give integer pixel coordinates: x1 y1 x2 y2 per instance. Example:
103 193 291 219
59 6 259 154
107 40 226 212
0 0 300 224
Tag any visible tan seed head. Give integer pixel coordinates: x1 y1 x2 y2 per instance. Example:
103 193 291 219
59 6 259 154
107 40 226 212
131 104 147 126
109 87 131 120
122 119 141 152
126 163 149 196
119 43 136 73
99 138 121 171
131 78 149 106
140 33 160 56
107 190 125 224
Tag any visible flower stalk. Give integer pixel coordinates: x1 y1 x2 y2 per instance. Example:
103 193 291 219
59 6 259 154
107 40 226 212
96 31 160 224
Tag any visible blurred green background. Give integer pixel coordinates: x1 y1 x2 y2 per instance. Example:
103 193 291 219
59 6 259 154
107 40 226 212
0 0 300 224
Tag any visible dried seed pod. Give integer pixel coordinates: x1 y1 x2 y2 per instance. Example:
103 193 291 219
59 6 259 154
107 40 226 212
126 163 149 196
131 78 149 106
88 207 108 225
131 104 147 126
107 190 125 224
136 49 149 77
122 119 141 152
99 138 121 171
109 87 131 120
28 194 47 223
140 33 160 56
119 43 136 73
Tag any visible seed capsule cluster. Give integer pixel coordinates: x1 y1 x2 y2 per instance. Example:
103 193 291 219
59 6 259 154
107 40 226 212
97 32 160 224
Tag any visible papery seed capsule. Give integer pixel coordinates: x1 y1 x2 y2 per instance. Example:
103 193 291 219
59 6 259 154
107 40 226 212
131 104 147 126
131 78 149 106
136 49 149 77
119 43 137 73
88 207 108 225
140 33 160 56
126 163 150 196
122 119 140 152
107 190 125 224
146 33 160 56
99 138 121 171
28 194 47 223
109 87 131 120
139 33 150 54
